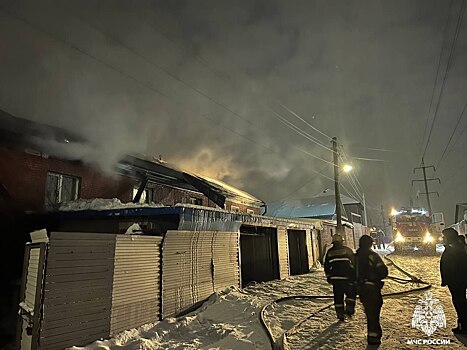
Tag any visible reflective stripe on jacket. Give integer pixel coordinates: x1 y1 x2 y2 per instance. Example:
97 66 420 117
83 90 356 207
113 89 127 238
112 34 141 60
324 243 355 281
355 248 388 287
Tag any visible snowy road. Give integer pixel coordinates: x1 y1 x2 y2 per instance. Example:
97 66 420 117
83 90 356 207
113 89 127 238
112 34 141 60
72 253 467 350
286 255 466 350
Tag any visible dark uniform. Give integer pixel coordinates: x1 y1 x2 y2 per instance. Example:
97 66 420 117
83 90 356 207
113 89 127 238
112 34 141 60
355 235 388 345
440 228 467 334
376 230 386 249
324 235 356 320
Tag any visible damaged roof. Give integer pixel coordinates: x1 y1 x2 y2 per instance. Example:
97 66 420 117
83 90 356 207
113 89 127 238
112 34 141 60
118 155 264 208
0 108 85 152
0 110 264 209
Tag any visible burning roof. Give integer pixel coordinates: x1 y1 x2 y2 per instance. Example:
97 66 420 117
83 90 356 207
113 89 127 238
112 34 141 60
1 110 264 209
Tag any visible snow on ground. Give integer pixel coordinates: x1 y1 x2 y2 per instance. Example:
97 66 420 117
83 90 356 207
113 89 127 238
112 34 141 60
124 223 142 234
70 252 466 350
286 254 465 350
59 198 165 211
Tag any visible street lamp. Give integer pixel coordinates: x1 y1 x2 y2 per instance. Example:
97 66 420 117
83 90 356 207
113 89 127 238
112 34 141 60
340 162 368 226
343 164 353 173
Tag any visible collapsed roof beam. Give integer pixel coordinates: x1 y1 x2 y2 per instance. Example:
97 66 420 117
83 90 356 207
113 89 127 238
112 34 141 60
132 175 149 203
182 173 226 209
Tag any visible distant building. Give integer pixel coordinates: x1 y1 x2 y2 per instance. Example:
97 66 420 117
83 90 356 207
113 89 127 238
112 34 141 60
267 190 368 257
267 189 365 224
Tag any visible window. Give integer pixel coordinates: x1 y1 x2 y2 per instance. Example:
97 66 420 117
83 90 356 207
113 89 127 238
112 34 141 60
189 197 203 205
45 172 80 209
231 205 240 213
132 187 153 204
247 209 255 215
351 212 362 224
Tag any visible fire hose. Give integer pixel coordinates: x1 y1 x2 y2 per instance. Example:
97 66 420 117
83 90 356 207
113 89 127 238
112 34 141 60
259 256 432 350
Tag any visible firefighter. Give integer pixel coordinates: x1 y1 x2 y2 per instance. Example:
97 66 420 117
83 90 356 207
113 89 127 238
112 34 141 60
324 234 356 321
457 234 467 252
355 234 388 345
440 228 467 334
376 230 386 249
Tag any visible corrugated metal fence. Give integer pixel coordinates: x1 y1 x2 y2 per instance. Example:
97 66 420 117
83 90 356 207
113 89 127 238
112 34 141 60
18 232 163 350
39 233 115 349
277 226 289 279
111 235 162 335
162 230 240 318
18 227 309 349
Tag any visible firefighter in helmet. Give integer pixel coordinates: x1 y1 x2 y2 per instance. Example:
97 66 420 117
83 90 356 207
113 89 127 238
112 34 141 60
441 228 467 334
324 234 356 321
355 234 388 345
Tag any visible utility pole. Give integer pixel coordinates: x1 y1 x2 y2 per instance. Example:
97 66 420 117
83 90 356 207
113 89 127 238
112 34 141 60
332 137 342 234
380 204 386 233
412 158 440 216
363 193 368 227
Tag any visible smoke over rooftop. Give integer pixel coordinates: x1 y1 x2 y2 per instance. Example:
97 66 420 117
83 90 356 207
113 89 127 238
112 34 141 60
0 0 466 223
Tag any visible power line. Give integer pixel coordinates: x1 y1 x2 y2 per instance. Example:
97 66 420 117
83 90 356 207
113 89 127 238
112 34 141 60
0 8 171 100
334 146 367 205
126 5 338 157
421 0 465 161
135 7 337 156
442 157 467 184
271 110 368 202
341 167 364 202
278 103 332 142
272 110 332 153
340 187 360 203
436 100 467 169
417 0 454 162
412 159 441 215
274 164 331 201
353 157 385 162
339 149 383 210
5 4 383 204
132 4 335 150
68 8 342 169
128 6 228 85
64 10 261 129
343 172 364 202
445 118 467 160
1 7 341 185
363 147 395 152
339 147 364 193
271 110 334 157
120 5 340 166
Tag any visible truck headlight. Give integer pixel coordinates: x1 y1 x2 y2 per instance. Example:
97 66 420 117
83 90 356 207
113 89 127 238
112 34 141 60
395 231 405 242
424 232 433 243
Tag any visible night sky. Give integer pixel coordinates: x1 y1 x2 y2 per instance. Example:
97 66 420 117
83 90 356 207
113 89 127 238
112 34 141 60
0 0 466 224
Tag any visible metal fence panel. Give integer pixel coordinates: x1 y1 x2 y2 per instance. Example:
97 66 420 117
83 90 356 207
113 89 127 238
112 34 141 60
38 232 115 350
277 226 290 279
212 232 240 290
110 235 162 335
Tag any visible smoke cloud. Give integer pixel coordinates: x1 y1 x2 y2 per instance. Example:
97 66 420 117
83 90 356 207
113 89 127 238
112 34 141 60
0 0 466 223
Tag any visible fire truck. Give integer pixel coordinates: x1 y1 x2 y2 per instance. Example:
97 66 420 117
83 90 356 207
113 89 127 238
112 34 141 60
390 207 442 254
